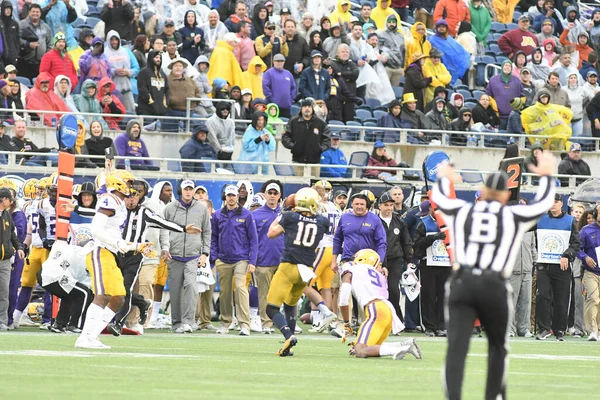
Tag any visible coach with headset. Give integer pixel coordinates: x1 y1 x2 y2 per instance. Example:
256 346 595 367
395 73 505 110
332 192 387 272
162 179 212 333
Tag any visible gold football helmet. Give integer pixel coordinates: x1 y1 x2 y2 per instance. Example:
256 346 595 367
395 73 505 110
295 187 320 215
113 170 136 184
36 177 51 198
354 249 381 268
105 172 131 196
22 178 39 200
314 180 333 200
0 178 18 196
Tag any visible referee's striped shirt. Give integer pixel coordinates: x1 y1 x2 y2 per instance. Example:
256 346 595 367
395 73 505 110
431 175 555 279
122 206 185 244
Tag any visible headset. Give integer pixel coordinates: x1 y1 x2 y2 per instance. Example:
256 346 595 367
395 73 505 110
350 192 372 209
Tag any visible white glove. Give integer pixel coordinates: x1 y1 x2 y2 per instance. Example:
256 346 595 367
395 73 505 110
116 240 133 253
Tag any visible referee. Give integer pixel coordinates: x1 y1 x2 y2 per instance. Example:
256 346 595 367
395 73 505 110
431 152 556 400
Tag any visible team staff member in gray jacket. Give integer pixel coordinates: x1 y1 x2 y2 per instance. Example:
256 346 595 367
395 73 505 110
211 184 258 336
162 179 212 334
509 198 536 338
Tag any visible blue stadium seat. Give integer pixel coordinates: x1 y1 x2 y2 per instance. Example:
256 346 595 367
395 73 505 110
366 98 381 109
15 76 32 88
491 22 506 33
363 121 379 142
290 103 300 116
344 121 362 141
274 165 295 176
373 110 387 120
489 44 501 55
496 56 508 64
279 117 289 123
355 109 372 121
458 89 473 100
392 86 403 99
86 5 97 15
328 120 345 132
472 90 486 100
513 11 522 22
460 169 484 184
72 17 85 28
73 28 81 40
465 99 478 109
345 151 370 178
86 17 101 28
493 33 503 41
506 23 518 30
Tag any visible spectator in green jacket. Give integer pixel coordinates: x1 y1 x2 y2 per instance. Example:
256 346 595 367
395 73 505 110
470 0 492 55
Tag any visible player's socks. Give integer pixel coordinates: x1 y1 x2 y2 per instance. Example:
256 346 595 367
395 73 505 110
102 307 117 325
81 303 104 339
379 342 407 357
283 303 297 335
150 301 161 321
311 310 320 325
250 307 259 318
317 302 334 317
15 287 33 312
12 310 23 325
267 304 292 340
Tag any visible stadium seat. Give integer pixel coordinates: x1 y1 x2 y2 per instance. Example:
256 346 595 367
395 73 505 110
86 17 101 28
86 5 97 15
72 17 85 28
274 165 295 176
363 121 379 142
489 44 501 55
73 28 81 40
15 76 32 88
460 169 484 184
355 109 372 122
506 23 518 30
328 120 345 132
490 22 506 33
458 89 473 100
493 33 503 41
472 90 486 100
345 151 370 178
373 110 387 120
344 121 362 141
279 117 289 123
290 103 300 116
465 99 478 109
496 56 508 65
392 86 403 99
167 160 182 172
366 98 381 109
513 11 522 22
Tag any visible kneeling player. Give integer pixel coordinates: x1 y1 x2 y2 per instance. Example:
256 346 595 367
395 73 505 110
339 249 422 360
266 188 329 356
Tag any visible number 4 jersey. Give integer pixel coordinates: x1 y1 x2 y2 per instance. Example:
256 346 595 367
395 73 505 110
279 211 329 266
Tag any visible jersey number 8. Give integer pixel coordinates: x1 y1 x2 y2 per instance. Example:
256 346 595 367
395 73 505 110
293 221 318 247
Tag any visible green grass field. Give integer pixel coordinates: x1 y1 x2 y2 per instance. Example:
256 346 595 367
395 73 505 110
0 329 598 399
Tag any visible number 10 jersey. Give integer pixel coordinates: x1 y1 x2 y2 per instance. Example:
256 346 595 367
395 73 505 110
279 211 329 266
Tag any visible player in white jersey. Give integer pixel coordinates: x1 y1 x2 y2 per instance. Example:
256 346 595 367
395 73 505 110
339 249 422 360
75 171 140 349
304 182 339 333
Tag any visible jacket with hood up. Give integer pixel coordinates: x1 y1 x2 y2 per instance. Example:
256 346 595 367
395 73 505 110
565 73 594 120
378 15 405 69
470 0 491 45
522 89 573 148
207 39 244 88
103 30 135 94
193 55 213 108
329 0 353 27
429 19 470 85
207 102 236 154
450 107 473 145
371 0 401 29
96 77 126 129
405 22 431 69
53 74 78 113
174 0 210 30
178 11 206 65
39 33 78 90
179 122 217 172
492 0 519 24
282 112 331 164
79 36 114 83
25 72 70 127
114 120 152 167
529 47 551 84
85 121 116 168
100 0 135 41
239 111 275 174
536 18 563 54
74 79 104 126
137 49 169 116
0 1 20 66
543 81 570 107
423 58 451 104
433 0 470 37
486 60 524 118
242 56 266 99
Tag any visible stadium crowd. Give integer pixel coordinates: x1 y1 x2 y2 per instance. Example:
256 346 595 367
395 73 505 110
0 0 600 174
0 0 599 352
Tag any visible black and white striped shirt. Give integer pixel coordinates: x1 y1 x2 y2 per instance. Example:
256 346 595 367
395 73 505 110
122 206 185 244
431 175 555 278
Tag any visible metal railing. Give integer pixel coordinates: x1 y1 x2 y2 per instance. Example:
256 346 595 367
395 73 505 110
0 151 590 190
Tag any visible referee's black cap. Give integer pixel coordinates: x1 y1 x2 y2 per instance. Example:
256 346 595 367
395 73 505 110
484 171 509 191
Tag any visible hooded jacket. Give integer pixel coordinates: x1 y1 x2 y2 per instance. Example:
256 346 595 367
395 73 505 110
250 4 268 39
426 101 452 131
25 72 70 126
283 33 311 78
378 15 405 69
241 56 266 99
590 9 600 49
405 22 431 69
371 0 401 29
404 59 431 112
174 0 210 29
79 37 114 83
103 30 134 93
536 18 563 54
74 79 103 125
192 55 213 108
265 103 283 134
529 47 551 83
179 11 206 64
450 106 473 145
522 89 573 148
179 122 217 172
543 81 570 107
433 0 470 37
137 49 169 116
564 6 586 44
565 73 594 120
206 102 236 154
96 77 126 129
85 121 116 168
429 19 470 85
40 0 77 50
53 74 78 113
207 39 244 88
282 111 331 164
492 0 519 24
239 111 275 174
0 1 19 66
39 34 78 90
100 0 135 41
19 15 52 64
423 58 452 104
114 120 152 166
329 0 353 26
68 28 94 73
486 61 524 118
210 203 258 265
400 102 432 138
560 30 592 69
470 0 491 45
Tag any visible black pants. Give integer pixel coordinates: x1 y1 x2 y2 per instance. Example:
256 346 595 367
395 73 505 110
115 252 145 326
420 265 451 331
16 59 39 81
43 282 94 329
535 263 571 334
444 269 511 400
386 257 405 322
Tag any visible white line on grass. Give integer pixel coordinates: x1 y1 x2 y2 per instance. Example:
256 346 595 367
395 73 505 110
471 353 600 362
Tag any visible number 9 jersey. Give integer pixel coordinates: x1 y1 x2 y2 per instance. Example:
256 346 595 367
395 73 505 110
279 211 329 266
340 262 389 309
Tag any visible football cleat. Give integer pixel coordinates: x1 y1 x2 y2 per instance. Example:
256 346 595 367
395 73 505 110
107 323 122 337
139 300 152 326
310 313 336 333
75 336 111 349
276 336 297 357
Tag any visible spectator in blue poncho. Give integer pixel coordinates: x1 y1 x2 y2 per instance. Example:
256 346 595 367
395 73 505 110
238 111 275 174
428 19 470 85
40 0 77 50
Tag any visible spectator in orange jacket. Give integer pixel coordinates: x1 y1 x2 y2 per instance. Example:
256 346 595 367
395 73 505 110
433 0 470 37
25 72 70 126
95 77 126 130
560 28 592 69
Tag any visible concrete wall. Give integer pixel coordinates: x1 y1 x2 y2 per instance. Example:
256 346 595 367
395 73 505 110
14 126 599 174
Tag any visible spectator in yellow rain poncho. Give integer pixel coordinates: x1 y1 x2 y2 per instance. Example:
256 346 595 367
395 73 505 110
521 88 573 150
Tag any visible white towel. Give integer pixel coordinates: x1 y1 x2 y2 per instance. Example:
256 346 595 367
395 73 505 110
383 300 405 334
297 264 316 282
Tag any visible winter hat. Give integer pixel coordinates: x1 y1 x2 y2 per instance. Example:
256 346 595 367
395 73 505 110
213 78 227 90
510 97 525 111
53 32 66 47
